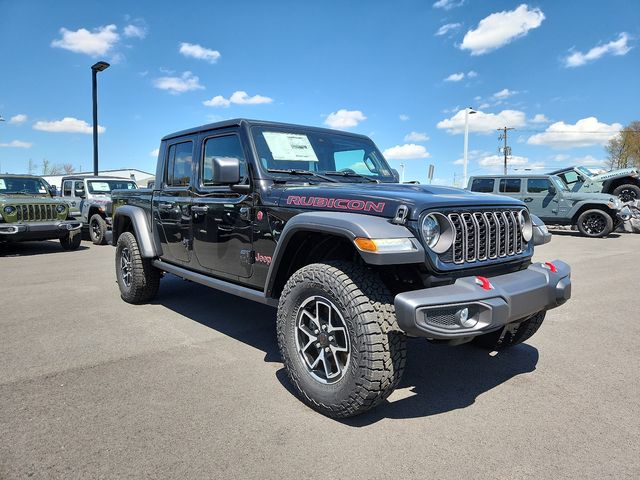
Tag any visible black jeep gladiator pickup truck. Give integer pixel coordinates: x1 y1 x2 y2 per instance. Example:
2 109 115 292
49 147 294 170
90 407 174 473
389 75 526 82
111 119 571 418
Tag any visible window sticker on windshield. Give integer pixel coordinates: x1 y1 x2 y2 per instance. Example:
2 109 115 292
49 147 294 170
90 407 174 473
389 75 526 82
91 182 111 192
38 186 47 193
0 179 5 189
262 132 318 162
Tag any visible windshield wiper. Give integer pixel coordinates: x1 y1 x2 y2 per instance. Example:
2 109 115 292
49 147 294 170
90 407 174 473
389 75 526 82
324 171 379 183
267 169 339 183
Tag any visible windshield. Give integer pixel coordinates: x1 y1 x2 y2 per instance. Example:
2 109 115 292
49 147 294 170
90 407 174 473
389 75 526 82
87 180 137 194
0 176 50 195
576 166 594 178
251 127 396 182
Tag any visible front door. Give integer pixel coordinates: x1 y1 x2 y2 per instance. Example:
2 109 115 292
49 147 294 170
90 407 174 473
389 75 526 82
191 131 253 279
153 140 195 265
62 180 81 217
524 178 560 221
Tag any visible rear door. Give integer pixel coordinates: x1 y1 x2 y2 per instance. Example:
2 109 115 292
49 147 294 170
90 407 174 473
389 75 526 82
498 178 523 201
191 129 253 279
524 178 560 221
153 139 195 265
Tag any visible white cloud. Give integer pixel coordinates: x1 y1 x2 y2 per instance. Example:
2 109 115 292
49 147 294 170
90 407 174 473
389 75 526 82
433 0 464 10
404 131 429 142
435 23 461 36
51 24 119 56
123 24 147 39
0 140 32 148
493 88 517 99
571 155 607 167
203 90 273 107
460 4 545 55
467 70 478 78
531 113 550 124
527 117 622 149
153 71 204 94
150 148 159 157
324 109 367 129
33 117 105 134
179 42 221 63
479 154 528 167
552 154 569 162
399 114 409 121
9 114 28 125
563 32 632 68
437 109 527 134
383 144 430 160
444 72 465 82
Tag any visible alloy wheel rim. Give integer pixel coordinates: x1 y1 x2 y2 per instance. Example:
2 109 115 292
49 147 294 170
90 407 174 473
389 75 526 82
583 213 606 235
295 296 351 384
91 219 101 239
619 188 637 203
120 247 132 287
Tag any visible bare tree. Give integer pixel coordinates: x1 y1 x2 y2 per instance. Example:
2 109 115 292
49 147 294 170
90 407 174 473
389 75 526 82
62 163 76 174
41 159 63 176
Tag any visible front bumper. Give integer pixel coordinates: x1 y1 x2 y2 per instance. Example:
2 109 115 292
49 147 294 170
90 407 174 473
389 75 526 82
0 220 83 240
394 260 571 339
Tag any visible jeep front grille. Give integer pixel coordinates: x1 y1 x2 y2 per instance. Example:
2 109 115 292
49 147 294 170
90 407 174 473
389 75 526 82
444 209 526 265
14 204 59 221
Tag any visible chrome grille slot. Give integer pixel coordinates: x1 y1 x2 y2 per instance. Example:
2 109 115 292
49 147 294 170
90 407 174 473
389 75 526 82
445 208 527 266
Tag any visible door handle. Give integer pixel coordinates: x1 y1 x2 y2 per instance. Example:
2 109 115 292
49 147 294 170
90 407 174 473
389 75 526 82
524 197 533 202
158 202 175 210
192 205 209 214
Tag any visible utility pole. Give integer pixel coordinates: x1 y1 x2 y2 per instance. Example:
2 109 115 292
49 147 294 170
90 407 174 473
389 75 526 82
28 159 35 175
497 127 515 174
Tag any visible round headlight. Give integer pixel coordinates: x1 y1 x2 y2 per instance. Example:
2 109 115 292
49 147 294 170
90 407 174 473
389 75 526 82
518 209 533 242
55 204 67 214
3 205 16 215
420 213 455 253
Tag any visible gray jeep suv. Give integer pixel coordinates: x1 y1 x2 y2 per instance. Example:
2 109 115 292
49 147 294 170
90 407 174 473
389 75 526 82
468 174 630 237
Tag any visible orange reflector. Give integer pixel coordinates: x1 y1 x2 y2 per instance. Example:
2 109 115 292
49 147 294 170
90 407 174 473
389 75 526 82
354 237 377 252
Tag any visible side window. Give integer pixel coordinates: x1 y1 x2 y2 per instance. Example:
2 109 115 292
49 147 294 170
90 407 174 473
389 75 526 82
74 181 85 195
202 134 246 186
165 141 194 187
560 171 579 184
470 178 495 193
527 178 552 193
62 180 72 196
499 178 521 193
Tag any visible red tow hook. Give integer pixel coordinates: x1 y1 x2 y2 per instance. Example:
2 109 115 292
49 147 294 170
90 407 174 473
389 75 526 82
543 262 558 273
475 276 494 291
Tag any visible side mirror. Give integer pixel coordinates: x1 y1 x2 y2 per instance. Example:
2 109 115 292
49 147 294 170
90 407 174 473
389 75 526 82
391 168 400 183
49 185 58 197
75 189 86 198
211 156 241 185
531 214 552 246
548 186 556 195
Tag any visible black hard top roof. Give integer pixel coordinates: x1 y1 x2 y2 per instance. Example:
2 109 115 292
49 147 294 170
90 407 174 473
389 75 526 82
60 175 135 181
161 118 371 141
0 173 45 179
547 166 578 175
470 173 557 179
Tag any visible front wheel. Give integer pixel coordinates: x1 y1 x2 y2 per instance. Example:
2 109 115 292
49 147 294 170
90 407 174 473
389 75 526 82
60 231 81 250
115 232 160 304
89 214 108 245
612 184 640 203
576 209 613 237
277 261 407 418
473 310 546 350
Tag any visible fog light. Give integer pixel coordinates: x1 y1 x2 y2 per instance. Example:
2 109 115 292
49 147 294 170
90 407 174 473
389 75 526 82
456 307 477 328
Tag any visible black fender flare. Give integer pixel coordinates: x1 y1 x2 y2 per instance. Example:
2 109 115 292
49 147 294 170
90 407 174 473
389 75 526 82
111 205 158 258
264 211 425 298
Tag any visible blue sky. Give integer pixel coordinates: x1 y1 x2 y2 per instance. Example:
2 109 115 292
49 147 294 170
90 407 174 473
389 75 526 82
1 0 638 185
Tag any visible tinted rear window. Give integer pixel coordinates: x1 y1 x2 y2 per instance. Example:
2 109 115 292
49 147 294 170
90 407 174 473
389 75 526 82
470 178 495 193
499 178 521 193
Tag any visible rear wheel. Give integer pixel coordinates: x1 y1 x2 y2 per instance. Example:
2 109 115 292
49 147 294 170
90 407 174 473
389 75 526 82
473 310 546 350
277 261 406 418
115 232 160 304
576 209 613 237
612 184 640 203
89 214 108 245
60 231 81 250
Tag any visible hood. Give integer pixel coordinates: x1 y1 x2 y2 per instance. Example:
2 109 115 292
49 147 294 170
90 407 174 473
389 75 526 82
563 191 619 203
0 194 65 204
271 182 524 219
590 167 638 181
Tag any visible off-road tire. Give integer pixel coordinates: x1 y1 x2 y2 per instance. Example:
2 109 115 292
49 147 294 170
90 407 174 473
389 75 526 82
612 184 640 203
115 231 160 304
473 310 546 350
59 231 82 250
277 261 407 418
576 209 613 237
89 213 108 245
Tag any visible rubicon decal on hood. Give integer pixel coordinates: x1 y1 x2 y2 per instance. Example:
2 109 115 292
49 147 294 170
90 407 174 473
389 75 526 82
286 195 385 213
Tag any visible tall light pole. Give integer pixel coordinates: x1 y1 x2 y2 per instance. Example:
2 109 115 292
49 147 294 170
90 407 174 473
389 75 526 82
463 107 476 187
399 163 405 183
0 115 4 173
91 61 110 176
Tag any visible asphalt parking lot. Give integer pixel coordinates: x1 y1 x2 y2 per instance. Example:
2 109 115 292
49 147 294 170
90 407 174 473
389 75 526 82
1 232 638 479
